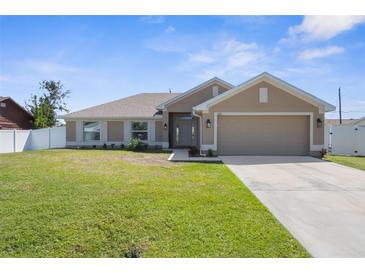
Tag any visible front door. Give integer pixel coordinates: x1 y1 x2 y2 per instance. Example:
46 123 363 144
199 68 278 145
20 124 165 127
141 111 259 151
172 114 197 147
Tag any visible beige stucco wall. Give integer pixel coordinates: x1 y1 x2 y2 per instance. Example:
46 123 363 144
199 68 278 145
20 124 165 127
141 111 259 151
107 121 124 142
166 82 230 113
155 121 163 142
163 82 231 146
202 81 324 146
66 121 76 142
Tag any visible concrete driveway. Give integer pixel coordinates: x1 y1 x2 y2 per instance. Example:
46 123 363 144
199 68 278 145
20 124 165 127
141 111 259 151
220 156 365 258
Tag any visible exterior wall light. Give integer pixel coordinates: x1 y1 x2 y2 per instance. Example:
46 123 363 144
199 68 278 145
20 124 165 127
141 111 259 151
317 118 323 128
164 123 168 130
206 119 212 128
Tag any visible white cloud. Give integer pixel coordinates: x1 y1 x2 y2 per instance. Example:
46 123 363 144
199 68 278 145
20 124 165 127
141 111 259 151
165 26 176 33
298 46 345 60
180 39 264 80
21 60 82 75
139 16 165 24
0 74 10 82
145 35 195 53
287 16 365 42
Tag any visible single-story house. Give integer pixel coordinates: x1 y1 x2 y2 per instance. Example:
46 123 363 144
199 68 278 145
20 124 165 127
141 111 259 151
63 72 336 156
0 96 34 129
325 117 365 127
325 119 356 126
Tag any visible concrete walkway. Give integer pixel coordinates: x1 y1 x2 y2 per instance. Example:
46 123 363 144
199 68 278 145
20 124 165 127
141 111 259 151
168 149 221 162
220 156 365 258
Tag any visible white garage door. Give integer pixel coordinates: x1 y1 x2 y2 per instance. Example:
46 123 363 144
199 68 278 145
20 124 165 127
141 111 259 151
217 115 310 155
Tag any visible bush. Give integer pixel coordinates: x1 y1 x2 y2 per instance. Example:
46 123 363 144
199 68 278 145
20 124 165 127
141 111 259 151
120 143 125 149
321 148 327 158
127 138 148 151
207 149 215 157
111 143 115 149
188 146 200 157
102 143 107 149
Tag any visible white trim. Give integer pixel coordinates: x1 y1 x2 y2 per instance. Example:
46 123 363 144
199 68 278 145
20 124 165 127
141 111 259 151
75 120 83 142
101 121 108 142
156 77 234 110
124 121 131 141
148 120 156 143
211 112 323 152
193 72 335 113
192 110 204 156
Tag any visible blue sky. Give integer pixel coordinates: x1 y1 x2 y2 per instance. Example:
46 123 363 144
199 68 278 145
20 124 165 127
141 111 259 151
0 15 364 118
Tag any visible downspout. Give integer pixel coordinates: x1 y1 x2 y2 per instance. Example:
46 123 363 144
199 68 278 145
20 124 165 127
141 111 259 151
192 109 205 156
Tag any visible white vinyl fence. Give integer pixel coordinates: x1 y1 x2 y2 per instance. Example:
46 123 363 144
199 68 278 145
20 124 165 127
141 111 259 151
0 127 65 153
327 125 365 156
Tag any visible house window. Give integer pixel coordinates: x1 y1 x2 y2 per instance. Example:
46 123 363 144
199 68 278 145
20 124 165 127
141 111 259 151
259 88 268 103
131 121 148 140
83 121 101 141
0 102 6 108
212 86 219 97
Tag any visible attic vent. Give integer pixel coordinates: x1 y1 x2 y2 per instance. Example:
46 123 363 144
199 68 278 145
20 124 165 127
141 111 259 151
259 88 268 103
0 102 6 108
212 86 219 97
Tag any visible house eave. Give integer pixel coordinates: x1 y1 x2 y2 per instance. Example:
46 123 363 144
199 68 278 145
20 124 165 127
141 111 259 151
62 115 163 121
156 77 234 111
193 72 336 113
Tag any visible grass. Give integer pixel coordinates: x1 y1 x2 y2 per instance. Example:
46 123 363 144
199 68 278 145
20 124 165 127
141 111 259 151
0 149 309 258
324 155 365 171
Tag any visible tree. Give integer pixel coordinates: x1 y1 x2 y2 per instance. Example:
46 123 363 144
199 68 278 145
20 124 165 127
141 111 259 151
26 80 70 128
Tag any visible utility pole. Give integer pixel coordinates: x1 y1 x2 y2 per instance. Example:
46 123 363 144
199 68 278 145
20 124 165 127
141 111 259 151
339 87 342 124
169 88 171 94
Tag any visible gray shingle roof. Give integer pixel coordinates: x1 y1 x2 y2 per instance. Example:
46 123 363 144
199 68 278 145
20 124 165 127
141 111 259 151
63 93 180 119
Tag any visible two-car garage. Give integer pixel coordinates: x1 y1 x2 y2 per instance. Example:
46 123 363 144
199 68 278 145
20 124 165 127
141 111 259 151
217 115 310 156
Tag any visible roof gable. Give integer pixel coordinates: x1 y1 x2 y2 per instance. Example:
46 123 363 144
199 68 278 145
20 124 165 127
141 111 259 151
156 77 234 110
0 96 33 118
193 72 336 113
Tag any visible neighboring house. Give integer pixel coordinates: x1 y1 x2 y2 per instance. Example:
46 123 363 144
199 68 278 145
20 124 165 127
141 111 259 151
63 72 335 156
325 117 365 127
325 119 356 126
353 117 365 127
0 96 34 129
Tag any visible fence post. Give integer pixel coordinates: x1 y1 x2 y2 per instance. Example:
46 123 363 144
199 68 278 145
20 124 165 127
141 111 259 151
13 129 16 152
49 127 51 149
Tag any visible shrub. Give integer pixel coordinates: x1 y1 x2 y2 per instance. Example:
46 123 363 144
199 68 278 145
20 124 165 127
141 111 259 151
188 146 200 157
127 138 148 151
207 149 215 157
321 148 327 158
102 143 107 149
111 143 115 149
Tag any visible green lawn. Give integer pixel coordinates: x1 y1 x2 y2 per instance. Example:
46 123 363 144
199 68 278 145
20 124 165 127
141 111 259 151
324 155 365 171
0 149 308 258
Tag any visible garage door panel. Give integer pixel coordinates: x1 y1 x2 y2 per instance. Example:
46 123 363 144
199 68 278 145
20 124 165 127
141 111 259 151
217 116 309 155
